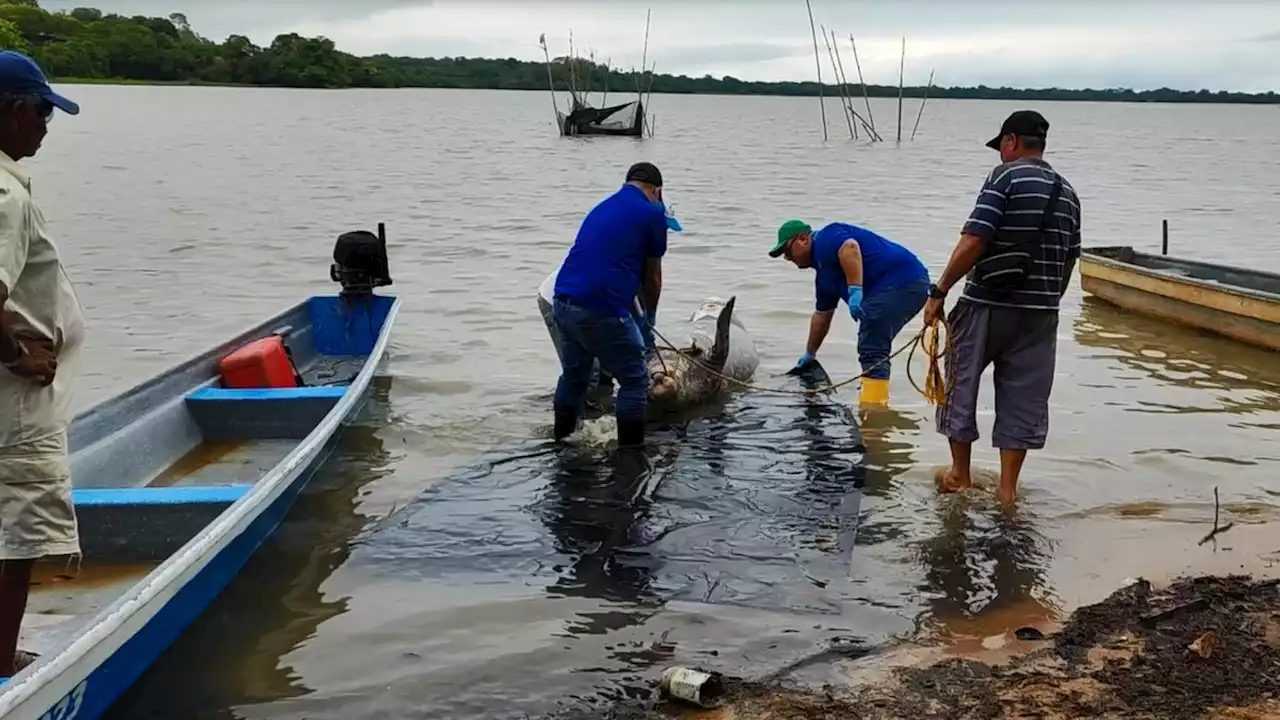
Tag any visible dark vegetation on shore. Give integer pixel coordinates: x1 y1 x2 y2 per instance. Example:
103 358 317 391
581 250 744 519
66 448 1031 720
0 0 1274 104
556 575 1280 719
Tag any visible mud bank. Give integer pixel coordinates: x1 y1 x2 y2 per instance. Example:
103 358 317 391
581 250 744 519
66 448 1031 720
558 574 1280 720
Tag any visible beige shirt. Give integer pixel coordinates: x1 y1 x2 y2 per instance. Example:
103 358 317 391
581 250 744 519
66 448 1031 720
0 152 85 449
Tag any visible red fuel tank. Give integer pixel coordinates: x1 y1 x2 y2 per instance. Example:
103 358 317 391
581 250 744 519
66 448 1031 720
217 335 299 389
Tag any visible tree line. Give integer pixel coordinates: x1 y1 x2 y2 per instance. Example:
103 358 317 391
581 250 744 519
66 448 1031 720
0 1 1275 105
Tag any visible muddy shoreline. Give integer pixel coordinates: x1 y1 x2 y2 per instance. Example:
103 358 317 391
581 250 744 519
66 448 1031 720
555 573 1280 720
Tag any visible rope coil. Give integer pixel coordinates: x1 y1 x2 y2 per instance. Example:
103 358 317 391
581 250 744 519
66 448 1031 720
648 317 955 406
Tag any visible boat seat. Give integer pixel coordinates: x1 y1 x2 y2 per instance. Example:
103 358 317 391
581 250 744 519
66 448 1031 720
73 485 252 507
183 385 349 441
73 485 255 564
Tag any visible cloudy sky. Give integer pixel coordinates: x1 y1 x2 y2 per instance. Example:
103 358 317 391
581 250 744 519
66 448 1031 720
43 1 1280 92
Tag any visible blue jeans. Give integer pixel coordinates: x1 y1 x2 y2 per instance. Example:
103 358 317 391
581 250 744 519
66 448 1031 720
588 304 652 396
553 299 649 424
857 279 929 380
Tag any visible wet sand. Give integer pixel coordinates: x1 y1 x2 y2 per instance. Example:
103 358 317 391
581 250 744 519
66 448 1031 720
569 571 1280 720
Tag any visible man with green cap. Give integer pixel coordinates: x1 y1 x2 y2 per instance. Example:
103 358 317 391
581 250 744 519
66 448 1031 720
769 219 930 405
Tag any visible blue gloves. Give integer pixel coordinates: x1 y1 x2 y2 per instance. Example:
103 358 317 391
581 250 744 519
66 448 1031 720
794 350 816 369
847 285 865 322
633 304 656 350
664 207 683 232
655 200 683 232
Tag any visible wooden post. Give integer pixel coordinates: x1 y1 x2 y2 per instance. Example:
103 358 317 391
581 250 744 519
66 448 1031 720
821 24 856 139
639 8 651 103
804 0 828 141
896 36 905 143
1162 219 1169 255
831 34 880 141
539 34 562 134
848 35 876 135
910 68 934 140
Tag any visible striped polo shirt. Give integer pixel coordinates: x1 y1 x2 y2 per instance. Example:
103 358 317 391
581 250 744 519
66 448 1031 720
960 157 1082 310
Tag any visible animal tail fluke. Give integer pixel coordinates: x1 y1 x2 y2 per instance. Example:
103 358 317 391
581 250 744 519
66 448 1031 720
708 295 736 370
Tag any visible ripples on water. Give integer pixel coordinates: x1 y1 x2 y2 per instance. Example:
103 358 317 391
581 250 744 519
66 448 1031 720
40 86 1280 718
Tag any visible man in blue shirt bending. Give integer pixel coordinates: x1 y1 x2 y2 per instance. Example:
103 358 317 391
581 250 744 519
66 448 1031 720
552 162 670 447
769 220 930 406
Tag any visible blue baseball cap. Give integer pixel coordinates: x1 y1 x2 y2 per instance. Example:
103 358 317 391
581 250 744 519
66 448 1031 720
0 51 79 116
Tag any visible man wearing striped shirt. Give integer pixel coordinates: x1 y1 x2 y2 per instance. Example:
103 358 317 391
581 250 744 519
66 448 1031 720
922 110 1081 505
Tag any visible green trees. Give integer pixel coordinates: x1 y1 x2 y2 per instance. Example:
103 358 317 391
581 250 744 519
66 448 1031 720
0 1 1274 104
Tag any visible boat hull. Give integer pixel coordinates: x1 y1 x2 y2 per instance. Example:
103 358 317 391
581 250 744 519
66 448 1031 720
0 294 400 719
1079 246 1280 352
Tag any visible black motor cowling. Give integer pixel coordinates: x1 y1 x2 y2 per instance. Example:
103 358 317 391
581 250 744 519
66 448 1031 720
330 222 392 298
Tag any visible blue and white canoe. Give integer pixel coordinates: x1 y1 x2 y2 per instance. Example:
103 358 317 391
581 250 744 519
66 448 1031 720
0 228 399 719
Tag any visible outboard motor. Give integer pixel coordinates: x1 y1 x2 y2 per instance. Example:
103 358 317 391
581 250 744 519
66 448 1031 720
330 222 393 299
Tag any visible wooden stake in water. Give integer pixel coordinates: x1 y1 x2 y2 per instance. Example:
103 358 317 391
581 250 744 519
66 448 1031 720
833 31 880 141
896 36 905 143
643 61 657 138
910 68 934 140
639 8 651 100
821 24 856 140
601 56 610 106
848 35 876 135
539 33 562 134
804 0 828 141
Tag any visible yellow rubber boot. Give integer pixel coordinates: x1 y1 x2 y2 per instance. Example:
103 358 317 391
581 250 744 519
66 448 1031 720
859 378 890 406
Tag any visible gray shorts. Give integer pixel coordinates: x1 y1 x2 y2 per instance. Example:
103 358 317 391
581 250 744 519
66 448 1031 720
935 300 1059 450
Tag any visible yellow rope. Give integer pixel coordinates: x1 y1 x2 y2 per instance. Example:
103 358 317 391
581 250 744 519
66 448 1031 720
648 317 955 405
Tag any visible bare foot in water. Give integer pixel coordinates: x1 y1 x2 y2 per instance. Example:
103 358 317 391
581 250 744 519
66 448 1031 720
936 466 972 494
995 484 1018 505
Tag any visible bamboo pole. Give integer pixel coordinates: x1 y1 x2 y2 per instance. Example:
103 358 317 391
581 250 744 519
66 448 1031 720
639 8 651 104
804 0 828 141
639 9 654 137
821 24 856 139
539 34 562 135
910 68 935 140
643 61 657 137
831 29 881 141
848 35 875 135
568 30 577 99
896 36 905 143
602 56 610 106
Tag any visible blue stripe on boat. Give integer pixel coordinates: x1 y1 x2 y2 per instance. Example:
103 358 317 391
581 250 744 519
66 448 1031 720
72 485 253 507
185 386 348 401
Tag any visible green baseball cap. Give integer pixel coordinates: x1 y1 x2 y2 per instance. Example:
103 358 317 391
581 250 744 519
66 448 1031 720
769 219 811 258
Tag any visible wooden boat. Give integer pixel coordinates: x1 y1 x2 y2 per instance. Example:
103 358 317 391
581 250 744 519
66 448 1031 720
1079 245 1280 351
0 225 400 719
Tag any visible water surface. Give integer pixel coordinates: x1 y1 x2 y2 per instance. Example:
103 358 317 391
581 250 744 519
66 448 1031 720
25 85 1280 718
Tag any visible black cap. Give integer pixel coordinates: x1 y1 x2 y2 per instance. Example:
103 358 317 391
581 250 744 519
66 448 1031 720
625 161 663 188
985 110 1049 150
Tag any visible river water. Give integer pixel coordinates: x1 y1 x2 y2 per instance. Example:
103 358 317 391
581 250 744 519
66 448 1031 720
26 85 1280 718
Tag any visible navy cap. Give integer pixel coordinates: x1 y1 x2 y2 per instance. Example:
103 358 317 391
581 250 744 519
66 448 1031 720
0 51 79 116
985 110 1047 150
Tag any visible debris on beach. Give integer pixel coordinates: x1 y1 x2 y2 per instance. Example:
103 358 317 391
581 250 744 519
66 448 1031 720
551 574 1280 719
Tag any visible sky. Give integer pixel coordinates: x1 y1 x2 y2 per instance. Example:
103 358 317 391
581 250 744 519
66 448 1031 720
41 1 1280 93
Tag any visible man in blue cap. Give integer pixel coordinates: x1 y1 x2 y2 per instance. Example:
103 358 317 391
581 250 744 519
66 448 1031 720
0 50 83 678
769 219 930 405
551 162 675 447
